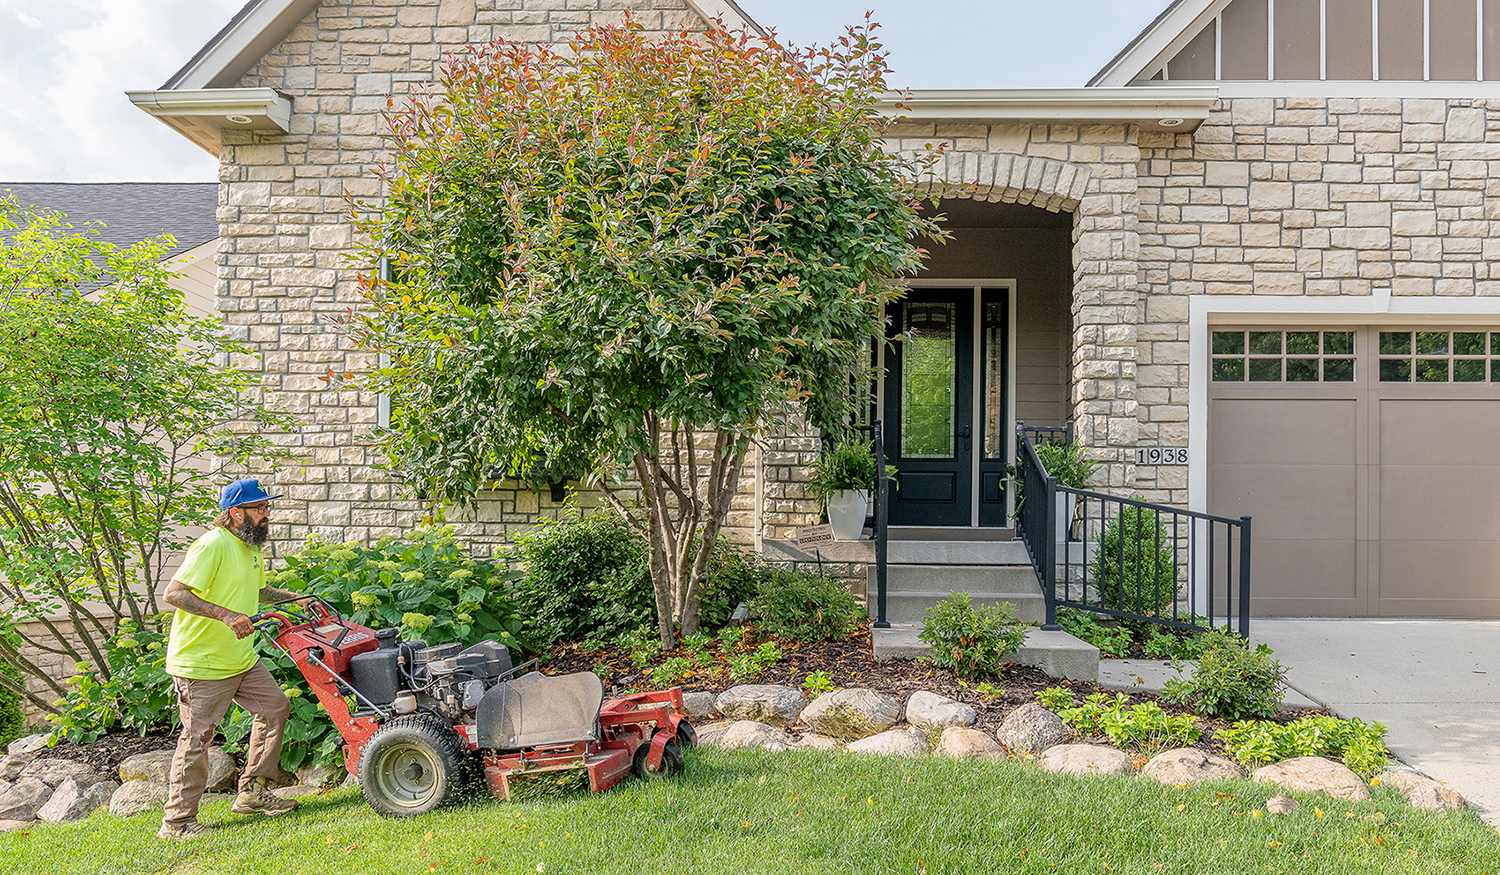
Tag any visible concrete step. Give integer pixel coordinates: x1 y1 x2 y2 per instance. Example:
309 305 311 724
762 538 1030 566
871 591 1046 624
880 563 1040 593
871 624 1100 682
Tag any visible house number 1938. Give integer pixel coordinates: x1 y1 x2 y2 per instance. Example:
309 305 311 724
1137 447 1188 465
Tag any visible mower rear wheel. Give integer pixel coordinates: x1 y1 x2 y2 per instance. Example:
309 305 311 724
359 715 468 817
632 739 683 781
675 721 698 749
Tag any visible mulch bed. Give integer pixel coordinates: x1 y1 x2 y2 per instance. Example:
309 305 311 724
29 628 1325 774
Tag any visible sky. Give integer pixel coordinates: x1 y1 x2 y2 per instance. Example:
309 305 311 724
0 0 1167 183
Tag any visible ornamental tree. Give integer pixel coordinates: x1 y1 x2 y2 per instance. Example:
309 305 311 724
0 196 294 714
352 18 943 646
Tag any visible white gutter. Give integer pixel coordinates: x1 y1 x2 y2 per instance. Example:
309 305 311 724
127 87 293 155
881 86 1221 131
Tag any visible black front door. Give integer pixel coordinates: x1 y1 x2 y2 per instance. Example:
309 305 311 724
884 289 974 526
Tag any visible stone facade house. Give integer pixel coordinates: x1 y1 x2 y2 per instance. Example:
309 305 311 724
128 0 1500 620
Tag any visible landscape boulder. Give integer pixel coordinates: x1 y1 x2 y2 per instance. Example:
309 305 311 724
20 759 105 790
905 691 976 730
295 762 343 789
1141 748 1245 785
715 685 805 728
845 727 930 757
37 778 117 823
682 692 718 723
713 720 793 752
997 703 1069 755
694 721 731 748
109 780 169 818
1251 757 1369 801
121 747 236 792
0 777 54 821
0 754 36 781
795 733 839 751
938 727 1004 759
0 820 29 833
1039 744 1134 777
799 689 901 740
1265 794 1300 814
1378 769 1467 812
6 734 48 756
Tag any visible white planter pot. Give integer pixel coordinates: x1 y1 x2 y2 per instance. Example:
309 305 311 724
826 489 870 540
1054 491 1077 543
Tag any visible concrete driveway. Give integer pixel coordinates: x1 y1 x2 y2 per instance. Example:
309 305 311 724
1252 619 1500 825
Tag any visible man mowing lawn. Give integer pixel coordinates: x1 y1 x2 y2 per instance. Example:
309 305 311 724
157 478 309 840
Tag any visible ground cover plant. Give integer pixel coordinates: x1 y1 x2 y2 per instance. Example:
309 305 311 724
1057 607 1219 660
6 748 1498 875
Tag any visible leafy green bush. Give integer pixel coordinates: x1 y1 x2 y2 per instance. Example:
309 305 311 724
1035 687 1201 754
919 593 1032 678
1056 608 1133 658
1216 716 1390 778
0 662 28 750
747 566 861 643
1141 625 1217 660
48 620 174 744
1089 505 1180 615
807 440 881 503
1034 441 1100 489
1161 630 1287 720
509 512 760 647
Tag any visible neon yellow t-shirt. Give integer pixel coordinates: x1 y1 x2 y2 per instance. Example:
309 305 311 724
165 527 264 680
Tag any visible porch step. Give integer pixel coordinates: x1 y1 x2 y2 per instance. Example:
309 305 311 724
762 538 1029 566
867 564 1045 624
871 624 1100 682
889 526 1015 542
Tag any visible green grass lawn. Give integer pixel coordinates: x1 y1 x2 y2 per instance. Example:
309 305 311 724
5 748 1499 875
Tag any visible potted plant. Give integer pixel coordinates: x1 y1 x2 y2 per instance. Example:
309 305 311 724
1034 441 1100 541
807 440 879 540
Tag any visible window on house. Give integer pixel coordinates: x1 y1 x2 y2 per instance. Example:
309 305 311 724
1378 330 1500 383
1211 330 1355 382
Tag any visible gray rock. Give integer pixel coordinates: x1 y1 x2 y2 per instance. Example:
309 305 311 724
0 819 30 832
997 703 1070 756
1265 794 1300 814
1378 769 1468 811
0 754 36 781
1039 744 1134 777
939 727 1005 759
6 734 48 756
682 691 718 722
295 762 341 789
715 720 794 752
694 721 732 748
795 733 839 751
0 777 53 821
121 747 234 792
273 784 321 800
799 689 902 740
37 778 117 823
845 726 930 757
108 780 169 818
20 759 105 790
1252 757 1369 801
1141 748 1246 785
714 685 805 728
905 691 976 730
0 780 9 796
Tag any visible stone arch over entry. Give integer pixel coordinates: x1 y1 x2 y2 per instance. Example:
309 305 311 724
914 153 1093 213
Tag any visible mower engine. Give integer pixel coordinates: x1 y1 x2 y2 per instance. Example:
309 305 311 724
252 598 693 817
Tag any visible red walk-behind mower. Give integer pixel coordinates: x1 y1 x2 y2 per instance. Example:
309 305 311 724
250 597 695 817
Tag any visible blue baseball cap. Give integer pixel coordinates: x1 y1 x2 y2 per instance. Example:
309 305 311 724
219 478 284 510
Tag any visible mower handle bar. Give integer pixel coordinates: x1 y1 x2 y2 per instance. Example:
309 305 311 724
250 595 349 650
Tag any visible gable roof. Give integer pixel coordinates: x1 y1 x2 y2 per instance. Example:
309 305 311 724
1090 0 1223 87
1 183 220 253
161 0 765 92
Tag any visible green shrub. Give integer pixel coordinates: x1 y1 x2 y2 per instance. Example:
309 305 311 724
807 439 879 504
48 620 175 744
1161 630 1287 720
1216 716 1390 778
1141 625 1217 660
0 662 28 750
1033 441 1100 489
919 593 1032 678
747 566 861 643
1056 608 1133 658
1089 505 1180 616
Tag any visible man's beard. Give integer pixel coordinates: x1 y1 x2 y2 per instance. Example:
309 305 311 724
232 517 270 546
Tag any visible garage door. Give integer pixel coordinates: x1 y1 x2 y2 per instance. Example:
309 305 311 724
1208 327 1500 618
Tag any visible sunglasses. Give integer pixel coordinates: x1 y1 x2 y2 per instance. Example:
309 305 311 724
237 501 271 512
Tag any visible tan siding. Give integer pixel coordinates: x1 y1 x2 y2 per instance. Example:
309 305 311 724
1430 0 1478 80
170 239 220 320
1274 0 1322 79
1168 18 1217 80
1328 0 1375 78
1222 0 1270 79
1484 0 1500 77
1379 0 1426 79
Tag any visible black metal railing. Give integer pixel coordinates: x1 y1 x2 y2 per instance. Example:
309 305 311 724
850 422 891 628
1015 424 1252 637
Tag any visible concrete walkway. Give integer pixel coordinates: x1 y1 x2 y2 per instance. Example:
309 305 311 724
1251 619 1500 826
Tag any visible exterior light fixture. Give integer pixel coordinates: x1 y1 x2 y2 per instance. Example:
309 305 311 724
1158 117 1184 127
225 114 254 124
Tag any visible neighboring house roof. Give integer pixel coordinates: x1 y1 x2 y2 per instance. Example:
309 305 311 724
1090 0 1219 86
1 182 219 253
2 182 221 317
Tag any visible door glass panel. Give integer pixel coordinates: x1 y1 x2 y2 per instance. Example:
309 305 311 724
901 302 955 459
982 301 1005 459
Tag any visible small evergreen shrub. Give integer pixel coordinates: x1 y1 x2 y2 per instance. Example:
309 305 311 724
1161 630 1287 720
1089 505 1180 615
748 566 861 643
1216 716 1390 778
919 593 1032 678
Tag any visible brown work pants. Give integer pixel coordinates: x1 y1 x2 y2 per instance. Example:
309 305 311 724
162 661 289 827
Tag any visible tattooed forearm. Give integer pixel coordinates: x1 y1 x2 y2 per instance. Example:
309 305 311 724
258 586 305 605
164 579 239 624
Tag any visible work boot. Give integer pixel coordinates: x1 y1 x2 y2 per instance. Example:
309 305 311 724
157 820 210 840
231 776 299 816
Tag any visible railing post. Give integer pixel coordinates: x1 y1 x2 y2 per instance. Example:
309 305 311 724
873 423 890 629
1042 474 1059 630
1238 515 1252 638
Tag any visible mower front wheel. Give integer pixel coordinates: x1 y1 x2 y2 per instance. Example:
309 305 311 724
359 716 468 818
675 720 698 749
632 739 683 781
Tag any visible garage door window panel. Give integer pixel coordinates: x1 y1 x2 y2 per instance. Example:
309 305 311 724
1211 330 1355 383
1379 330 1498 383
